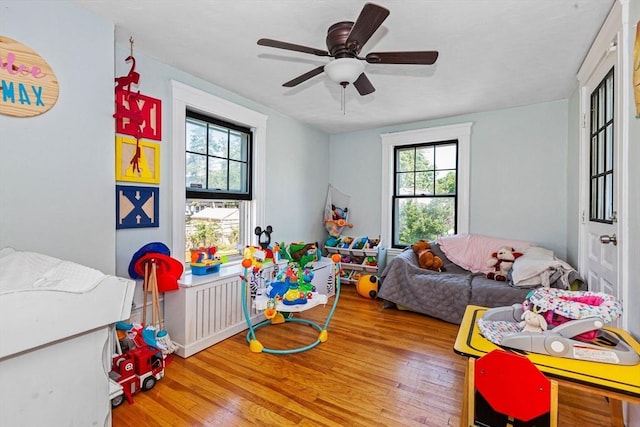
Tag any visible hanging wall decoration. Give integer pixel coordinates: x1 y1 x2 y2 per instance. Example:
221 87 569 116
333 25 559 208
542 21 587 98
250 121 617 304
115 135 160 184
116 185 159 229
115 89 162 140
114 38 162 194
0 35 59 117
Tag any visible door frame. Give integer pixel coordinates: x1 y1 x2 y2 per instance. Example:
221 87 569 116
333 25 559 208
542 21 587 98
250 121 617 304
577 1 630 330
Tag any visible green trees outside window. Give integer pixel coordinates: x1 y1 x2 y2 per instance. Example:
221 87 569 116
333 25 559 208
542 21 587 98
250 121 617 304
394 142 457 246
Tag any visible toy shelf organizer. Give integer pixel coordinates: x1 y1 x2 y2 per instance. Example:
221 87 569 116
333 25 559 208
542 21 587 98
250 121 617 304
240 254 342 354
325 236 384 284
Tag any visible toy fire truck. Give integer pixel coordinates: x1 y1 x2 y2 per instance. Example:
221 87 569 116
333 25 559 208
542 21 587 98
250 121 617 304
109 345 166 407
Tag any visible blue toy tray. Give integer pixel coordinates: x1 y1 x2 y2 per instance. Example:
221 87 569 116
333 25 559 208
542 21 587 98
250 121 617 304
190 262 221 275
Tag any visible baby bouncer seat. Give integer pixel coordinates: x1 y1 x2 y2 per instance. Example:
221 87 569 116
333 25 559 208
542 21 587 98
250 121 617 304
478 288 640 365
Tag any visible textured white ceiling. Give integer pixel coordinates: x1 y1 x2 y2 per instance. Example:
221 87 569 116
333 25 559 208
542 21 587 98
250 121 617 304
73 0 614 134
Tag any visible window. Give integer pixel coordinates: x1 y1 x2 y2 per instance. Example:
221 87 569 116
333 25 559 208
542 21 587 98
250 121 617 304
589 68 614 223
184 112 251 261
393 141 457 246
381 123 471 251
171 81 267 268
185 110 252 200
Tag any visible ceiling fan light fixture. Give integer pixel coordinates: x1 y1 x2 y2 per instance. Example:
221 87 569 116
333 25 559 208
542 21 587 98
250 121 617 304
324 58 364 85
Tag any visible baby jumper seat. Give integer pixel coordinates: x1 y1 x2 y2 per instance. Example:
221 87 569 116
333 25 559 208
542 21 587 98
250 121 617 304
478 288 640 365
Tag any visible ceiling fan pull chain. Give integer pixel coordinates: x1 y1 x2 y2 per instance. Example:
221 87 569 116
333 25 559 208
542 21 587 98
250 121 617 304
341 83 347 115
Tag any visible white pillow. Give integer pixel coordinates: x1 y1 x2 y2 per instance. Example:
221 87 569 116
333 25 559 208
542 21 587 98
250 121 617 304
437 234 534 273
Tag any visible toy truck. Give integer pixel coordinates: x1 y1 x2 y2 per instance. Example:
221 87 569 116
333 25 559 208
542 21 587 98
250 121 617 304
109 345 165 407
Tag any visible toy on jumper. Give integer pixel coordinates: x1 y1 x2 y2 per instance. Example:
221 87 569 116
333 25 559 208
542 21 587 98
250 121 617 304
241 247 342 354
478 288 640 365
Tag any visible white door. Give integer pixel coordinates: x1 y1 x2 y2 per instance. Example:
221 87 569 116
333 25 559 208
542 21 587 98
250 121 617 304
579 39 621 324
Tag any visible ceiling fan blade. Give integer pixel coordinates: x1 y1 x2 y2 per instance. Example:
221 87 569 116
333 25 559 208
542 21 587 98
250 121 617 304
258 38 330 57
282 66 325 87
366 51 439 65
345 3 390 53
353 73 375 96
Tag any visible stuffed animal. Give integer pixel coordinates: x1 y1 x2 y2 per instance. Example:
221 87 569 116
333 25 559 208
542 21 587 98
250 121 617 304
486 246 523 281
519 310 548 333
412 240 444 272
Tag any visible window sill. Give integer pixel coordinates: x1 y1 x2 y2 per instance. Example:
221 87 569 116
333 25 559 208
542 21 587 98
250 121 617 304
178 259 287 288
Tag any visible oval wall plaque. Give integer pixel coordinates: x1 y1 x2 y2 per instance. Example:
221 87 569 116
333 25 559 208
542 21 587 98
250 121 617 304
0 35 59 117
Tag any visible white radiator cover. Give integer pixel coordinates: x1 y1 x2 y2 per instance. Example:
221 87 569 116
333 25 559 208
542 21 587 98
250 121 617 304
164 263 280 358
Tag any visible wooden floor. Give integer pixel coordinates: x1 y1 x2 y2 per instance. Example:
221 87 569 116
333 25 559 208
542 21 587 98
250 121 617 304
112 285 613 427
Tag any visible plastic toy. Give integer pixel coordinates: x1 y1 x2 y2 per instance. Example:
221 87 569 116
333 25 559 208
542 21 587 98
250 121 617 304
356 274 379 299
109 344 166 407
478 288 640 365
289 242 319 267
240 252 342 354
190 245 223 275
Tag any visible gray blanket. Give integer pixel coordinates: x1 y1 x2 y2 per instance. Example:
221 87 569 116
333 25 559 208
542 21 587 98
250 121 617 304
378 245 534 324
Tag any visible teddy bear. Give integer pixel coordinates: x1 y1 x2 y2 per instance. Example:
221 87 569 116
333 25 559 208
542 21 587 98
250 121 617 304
486 246 523 281
412 240 445 272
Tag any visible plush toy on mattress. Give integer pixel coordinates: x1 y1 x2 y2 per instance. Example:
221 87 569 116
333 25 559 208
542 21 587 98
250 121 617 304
412 240 444 272
486 246 523 281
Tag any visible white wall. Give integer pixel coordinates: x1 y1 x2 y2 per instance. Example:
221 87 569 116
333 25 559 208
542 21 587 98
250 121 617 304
330 100 571 258
0 0 116 273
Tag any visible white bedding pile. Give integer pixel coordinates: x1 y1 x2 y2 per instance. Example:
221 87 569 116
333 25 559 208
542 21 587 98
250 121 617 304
511 246 576 289
0 247 105 294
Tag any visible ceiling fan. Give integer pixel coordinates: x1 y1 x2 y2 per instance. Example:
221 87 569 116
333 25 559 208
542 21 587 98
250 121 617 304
257 2 439 96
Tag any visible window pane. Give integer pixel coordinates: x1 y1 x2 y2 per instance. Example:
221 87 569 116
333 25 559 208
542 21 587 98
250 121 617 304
605 124 613 170
229 132 247 161
394 197 455 245
598 133 605 174
598 85 605 127
208 157 228 191
597 176 605 219
606 74 614 122
228 160 246 192
397 148 414 172
605 173 613 220
436 170 456 194
186 153 206 189
435 144 456 170
590 136 597 173
397 172 414 195
185 199 241 263
208 125 228 158
590 178 597 218
415 171 434 194
186 119 206 154
415 146 433 171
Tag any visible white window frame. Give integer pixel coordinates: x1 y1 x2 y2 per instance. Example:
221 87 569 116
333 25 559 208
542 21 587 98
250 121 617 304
171 80 267 268
381 122 472 256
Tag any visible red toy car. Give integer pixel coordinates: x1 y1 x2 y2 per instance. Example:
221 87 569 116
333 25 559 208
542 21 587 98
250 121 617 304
109 345 166 407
